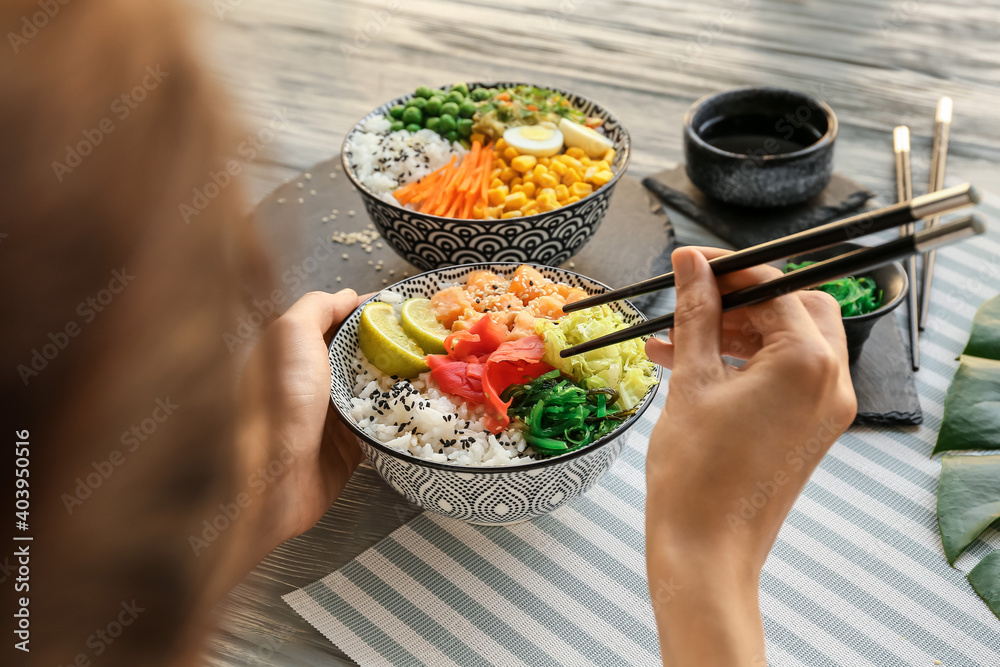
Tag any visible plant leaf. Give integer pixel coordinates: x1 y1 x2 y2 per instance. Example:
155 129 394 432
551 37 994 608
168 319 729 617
933 355 1000 455
964 294 1000 361
968 551 1000 620
937 454 1000 564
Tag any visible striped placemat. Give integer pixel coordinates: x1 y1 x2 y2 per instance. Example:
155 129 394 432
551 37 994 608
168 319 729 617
285 197 1000 666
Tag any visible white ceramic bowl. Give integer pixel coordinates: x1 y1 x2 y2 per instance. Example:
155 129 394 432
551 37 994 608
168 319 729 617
328 262 660 525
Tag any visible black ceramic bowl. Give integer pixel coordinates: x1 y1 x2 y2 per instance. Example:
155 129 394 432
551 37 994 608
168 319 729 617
684 87 837 208
782 243 908 363
342 82 631 271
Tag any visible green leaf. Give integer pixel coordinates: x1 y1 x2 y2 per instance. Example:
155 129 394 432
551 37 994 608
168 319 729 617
964 294 1000 361
937 455 1000 564
933 355 1000 455
968 551 1000 620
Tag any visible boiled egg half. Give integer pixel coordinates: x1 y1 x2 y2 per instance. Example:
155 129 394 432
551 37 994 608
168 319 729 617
503 122 564 158
558 118 614 158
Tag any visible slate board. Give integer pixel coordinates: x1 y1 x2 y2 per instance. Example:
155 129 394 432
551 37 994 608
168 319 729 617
642 171 922 426
642 165 874 249
252 156 673 312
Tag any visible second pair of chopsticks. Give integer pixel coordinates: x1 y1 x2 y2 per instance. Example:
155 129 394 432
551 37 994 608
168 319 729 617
565 182 979 315
559 214 985 358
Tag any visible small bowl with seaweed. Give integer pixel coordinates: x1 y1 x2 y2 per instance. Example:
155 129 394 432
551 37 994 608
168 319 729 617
780 243 908 363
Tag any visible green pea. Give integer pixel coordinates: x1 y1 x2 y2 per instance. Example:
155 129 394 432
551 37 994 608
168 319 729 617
415 86 434 99
424 97 443 117
402 106 423 126
456 118 474 138
446 91 465 105
440 101 460 118
450 82 470 97
407 97 427 110
425 116 441 132
389 105 406 120
437 113 457 134
458 101 476 118
471 88 490 102
444 130 459 143
389 120 405 132
406 123 423 133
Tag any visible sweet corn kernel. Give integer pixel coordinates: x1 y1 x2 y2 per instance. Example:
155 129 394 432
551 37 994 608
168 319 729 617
500 167 517 183
520 181 536 198
558 154 583 170
570 182 594 197
490 168 502 179
538 187 557 201
494 158 507 170
595 160 610 172
504 191 528 211
584 166 597 181
488 186 509 206
531 164 547 179
591 169 614 187
566 195 581 204
511 183 527 194
537 199 558 212
565 147 586 159
580 156 594 166
503 146 519 162
470 133 486 145
539 157 551 167
523 206 539 217
537 172 559 189
561 170 581 186
472 202 485 218
501 210 522 219
549 160 567 176
510 176 523 188
555 184 570 201
511 155 537 173
487 205 504 218
495 138 507 152
490 177 504 189
602 148 616 163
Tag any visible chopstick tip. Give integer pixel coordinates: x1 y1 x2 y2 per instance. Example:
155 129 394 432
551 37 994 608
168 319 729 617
893 125 910 151
936 97 953 124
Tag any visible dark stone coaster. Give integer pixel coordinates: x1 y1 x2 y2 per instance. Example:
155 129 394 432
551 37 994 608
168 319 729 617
642 165 874 250
252 156 673 314
849 315 923 426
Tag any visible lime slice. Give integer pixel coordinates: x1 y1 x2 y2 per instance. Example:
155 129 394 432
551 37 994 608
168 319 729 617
358 302 430 378
401 298 451 354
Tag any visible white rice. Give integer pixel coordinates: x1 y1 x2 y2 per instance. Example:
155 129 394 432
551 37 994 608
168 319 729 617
345 116 466 204
349 356 537 467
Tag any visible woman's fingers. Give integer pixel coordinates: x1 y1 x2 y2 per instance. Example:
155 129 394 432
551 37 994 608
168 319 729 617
669 248 723 373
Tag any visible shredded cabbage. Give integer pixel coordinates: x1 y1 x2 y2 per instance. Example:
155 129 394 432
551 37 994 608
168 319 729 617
535 305 658 409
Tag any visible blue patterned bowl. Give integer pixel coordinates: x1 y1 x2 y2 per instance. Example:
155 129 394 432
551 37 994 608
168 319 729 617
341 82 631 271
328 263 660 525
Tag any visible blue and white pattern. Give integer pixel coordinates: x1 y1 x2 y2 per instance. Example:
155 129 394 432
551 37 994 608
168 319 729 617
342 82 631 270
291 198 1000 666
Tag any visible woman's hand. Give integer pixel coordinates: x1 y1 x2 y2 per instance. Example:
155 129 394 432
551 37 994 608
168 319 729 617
236 289 366 563
644 247 857 667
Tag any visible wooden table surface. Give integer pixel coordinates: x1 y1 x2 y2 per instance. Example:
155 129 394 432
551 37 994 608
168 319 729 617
200 1 1000 664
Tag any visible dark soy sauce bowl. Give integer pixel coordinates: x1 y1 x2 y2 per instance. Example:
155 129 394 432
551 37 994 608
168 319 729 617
779 243 908 363
684 87 838 208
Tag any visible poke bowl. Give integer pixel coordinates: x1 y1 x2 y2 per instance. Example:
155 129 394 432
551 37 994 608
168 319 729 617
328 263 660 525
341 82 631 271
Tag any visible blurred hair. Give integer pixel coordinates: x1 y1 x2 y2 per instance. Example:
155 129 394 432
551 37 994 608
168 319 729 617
0 0 275 664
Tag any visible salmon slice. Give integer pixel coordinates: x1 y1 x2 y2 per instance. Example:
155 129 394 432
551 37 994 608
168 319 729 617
509 265 556 304
431 285 472 329
528 294 567 319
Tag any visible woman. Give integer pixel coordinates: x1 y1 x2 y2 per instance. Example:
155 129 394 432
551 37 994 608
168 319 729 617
2 1 855 665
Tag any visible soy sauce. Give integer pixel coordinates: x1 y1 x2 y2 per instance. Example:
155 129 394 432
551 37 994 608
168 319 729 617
699 114 824 155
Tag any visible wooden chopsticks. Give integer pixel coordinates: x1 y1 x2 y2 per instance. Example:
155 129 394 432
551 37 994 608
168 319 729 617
894 126 920 371
559 215 985 359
